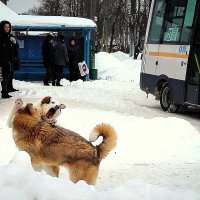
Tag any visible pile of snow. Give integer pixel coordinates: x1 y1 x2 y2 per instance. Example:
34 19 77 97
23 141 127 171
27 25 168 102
95 51 141 83
0 152 199 200
111 51 131 62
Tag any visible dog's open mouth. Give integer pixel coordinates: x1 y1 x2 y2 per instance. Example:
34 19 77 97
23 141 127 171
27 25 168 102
46 108 57 119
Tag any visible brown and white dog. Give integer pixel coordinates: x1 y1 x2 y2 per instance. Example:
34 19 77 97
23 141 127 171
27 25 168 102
11 99 117 185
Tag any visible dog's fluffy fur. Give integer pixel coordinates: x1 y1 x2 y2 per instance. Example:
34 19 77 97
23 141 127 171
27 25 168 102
12 102 117 185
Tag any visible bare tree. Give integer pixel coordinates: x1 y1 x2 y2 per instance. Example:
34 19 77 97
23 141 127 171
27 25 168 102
28 0 152 54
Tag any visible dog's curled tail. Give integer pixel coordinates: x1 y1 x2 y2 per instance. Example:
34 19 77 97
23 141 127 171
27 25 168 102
89 124 117 160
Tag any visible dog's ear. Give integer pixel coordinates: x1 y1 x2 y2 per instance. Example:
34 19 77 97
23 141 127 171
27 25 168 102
41 96 51 105
24 103 33 114
60 104 66 109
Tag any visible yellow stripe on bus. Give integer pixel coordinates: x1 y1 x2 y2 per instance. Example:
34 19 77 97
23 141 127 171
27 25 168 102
148 51 188 59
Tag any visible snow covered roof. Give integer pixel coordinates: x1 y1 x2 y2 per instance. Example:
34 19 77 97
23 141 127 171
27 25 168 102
0 2 96 30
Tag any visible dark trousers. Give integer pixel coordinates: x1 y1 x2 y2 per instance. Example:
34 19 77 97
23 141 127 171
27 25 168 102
69 64 80 82
1 64 12 94
8 71 14 91
43 62 54 84
53 65 63 84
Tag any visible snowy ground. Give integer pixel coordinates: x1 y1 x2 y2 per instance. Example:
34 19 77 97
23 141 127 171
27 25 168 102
0 51 200 199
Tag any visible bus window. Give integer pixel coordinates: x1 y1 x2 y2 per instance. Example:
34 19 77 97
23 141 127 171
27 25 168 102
163 0 187 43
148 0 166 44
181 0 197 43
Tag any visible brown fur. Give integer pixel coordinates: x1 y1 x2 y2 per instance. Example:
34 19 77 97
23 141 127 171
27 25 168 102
41 96 51 105
12 103 117 185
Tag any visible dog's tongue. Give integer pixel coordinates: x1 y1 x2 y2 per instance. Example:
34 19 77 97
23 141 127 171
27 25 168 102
46 110 54 119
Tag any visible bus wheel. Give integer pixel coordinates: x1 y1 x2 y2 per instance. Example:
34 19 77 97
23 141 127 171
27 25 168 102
160 83 178 112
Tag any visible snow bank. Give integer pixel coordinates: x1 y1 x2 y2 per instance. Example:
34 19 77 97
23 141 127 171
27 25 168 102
95 51 141 83
0 152 199 200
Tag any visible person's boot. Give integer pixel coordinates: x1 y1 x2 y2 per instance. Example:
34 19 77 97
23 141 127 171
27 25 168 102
43 81 50 86
56 83 63 86
2 92 12 99
8 88 19 92
56 79 63 86
52 80 55 86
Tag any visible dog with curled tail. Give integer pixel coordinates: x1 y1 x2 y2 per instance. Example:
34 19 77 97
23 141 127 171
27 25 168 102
11 101 117 185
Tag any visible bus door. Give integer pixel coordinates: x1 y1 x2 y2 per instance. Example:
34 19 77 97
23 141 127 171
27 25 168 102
144 0 166 76
186 0 200 105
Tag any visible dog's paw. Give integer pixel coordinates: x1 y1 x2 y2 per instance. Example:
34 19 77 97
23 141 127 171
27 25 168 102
15 98 23 108
15 98 24 107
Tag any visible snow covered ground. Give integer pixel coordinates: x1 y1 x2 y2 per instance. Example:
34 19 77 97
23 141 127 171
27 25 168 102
0 51 200 199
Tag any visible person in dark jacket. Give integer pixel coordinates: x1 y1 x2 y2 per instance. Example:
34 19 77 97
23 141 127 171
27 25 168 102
53 35 69 86
7 35 20 93
42 34 55 86
0 20 19 98
67 38 83 82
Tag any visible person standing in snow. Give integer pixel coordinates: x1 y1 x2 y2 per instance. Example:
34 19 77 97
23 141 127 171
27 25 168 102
42 34 55 86
0 20 19 98
67 38 83 82
53 35 69 86
7 34 20 93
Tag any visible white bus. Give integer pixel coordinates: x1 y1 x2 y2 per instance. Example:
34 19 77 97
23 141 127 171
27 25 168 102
140 0 200 112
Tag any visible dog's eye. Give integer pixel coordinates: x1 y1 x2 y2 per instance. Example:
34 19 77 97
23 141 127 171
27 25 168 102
51 101 55 104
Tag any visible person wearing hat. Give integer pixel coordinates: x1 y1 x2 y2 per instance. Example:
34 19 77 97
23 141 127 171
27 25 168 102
0 20 19 98
53 34 69 86
67 38 83 82
42 34 55 86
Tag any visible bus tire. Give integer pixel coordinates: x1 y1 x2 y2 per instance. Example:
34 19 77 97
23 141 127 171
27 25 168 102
160 83 178 112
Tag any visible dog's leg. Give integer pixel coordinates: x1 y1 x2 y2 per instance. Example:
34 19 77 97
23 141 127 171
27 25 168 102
32 164 43 172
66 161 99 185
32 164 59 177
43 165 60 177
82 165 99 185
7 98 23 128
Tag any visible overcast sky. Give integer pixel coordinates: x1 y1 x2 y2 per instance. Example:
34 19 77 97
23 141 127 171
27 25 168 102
7 0 40 14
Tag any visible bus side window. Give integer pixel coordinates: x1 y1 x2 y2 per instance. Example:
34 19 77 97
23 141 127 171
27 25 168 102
162 0 188 43
148 0 166 44
181 0 197 44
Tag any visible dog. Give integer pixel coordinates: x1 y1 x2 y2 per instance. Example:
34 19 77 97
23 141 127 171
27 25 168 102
8 96 66 128
11 102 117 185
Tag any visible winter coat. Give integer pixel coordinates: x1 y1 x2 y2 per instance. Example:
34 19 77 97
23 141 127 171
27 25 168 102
0 21 16 71
67 44 83 70
42 41 55 67
0 23 16 65
54 41 69 66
